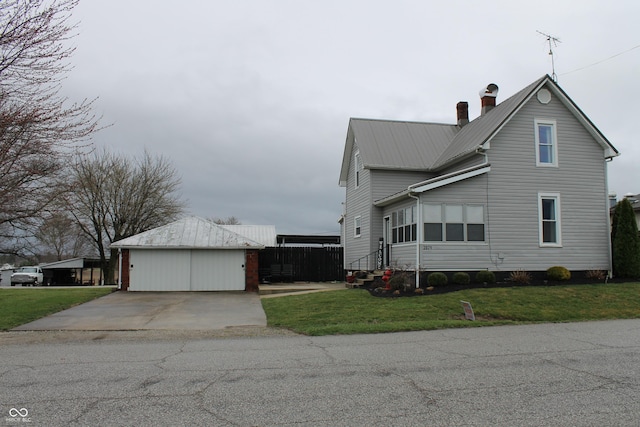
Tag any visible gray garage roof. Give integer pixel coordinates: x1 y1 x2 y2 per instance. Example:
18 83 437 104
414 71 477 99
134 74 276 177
219 225 277 247
110 216 265 249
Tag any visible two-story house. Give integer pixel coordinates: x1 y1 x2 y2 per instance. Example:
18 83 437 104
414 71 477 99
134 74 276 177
339 75 619 281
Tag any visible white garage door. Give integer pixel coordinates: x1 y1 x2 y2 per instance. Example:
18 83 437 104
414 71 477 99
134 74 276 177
129 249 245 291
190 250 245 291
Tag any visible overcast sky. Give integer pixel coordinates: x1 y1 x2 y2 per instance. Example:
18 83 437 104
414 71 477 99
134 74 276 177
63 0 639 234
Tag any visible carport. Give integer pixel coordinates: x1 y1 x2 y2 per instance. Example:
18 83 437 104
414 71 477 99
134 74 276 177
40 257 103 286
110 217 264 292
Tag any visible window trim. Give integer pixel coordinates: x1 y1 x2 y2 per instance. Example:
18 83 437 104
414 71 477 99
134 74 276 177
391 206 417 244
422 203 486 243
538 192 562 247
354 151 362 188
535 119 558 167
354 216 362 238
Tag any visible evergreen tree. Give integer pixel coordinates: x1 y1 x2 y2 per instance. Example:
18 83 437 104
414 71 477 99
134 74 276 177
611 198 640 278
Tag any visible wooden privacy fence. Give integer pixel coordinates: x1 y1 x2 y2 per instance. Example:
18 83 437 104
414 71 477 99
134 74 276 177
258 247 344 282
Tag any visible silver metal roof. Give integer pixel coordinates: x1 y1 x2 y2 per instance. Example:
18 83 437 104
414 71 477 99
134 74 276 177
110 216 265 249
220 225 277 247
40 258 86 269
349 118 456 170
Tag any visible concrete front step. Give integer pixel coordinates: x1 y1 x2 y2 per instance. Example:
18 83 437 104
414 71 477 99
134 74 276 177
353 270 385 288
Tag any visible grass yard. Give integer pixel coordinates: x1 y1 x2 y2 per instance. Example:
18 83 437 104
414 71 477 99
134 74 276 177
0 287 113 330
261 282 640 336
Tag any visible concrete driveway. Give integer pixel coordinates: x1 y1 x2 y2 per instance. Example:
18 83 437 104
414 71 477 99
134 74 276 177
12 291 267 331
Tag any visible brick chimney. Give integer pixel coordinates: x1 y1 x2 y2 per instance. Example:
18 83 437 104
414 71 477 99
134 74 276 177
456 102 469 127
480 83 499 115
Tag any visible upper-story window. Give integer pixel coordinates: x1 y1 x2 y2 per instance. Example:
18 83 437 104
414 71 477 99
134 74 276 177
535 119 558 167
354 151 362 188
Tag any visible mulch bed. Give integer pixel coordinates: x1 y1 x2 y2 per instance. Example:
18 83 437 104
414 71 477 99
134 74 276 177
366 277 624 298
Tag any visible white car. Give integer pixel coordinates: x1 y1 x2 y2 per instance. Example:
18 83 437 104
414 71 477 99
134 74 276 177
11 266 44 286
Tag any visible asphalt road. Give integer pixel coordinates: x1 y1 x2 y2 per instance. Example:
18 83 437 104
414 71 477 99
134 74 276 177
2 320 640 426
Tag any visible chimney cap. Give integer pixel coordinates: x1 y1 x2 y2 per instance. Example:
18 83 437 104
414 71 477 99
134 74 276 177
479 83 499 98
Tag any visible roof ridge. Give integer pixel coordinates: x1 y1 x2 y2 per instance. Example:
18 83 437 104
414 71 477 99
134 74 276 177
350 117 457 127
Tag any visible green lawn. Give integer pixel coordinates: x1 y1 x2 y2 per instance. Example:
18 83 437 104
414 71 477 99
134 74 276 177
0 287 113 330
262 282 640 336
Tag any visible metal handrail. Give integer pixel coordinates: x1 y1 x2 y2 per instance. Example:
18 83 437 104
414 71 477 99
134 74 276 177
348 248 381 271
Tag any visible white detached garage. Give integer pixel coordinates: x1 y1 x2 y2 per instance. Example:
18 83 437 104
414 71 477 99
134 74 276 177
110 217 264 292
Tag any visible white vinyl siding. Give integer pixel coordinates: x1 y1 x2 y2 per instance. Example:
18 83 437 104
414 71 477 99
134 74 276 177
344 141 371 267
538 193 562 247
482 92 608 270
535 119 558 167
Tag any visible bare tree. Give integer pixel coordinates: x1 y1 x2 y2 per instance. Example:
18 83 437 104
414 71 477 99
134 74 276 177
35 211 92 261
211 216 242 225
0 0 100 255
68 149 185 284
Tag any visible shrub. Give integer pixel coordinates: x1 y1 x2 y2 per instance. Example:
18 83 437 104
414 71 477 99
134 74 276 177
611 198 640 278
547 266 571 281
386 272 416 292
509 269 532 285
452 272 470 285
427 272 448 287
585 269 606 281
387 274 405 291
475 270 496 284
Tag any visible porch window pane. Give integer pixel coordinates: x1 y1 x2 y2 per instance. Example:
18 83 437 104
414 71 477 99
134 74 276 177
467 205 484 223
425 223 442 241
424 204 441 222
445 205 463 222
446 223 464 241
467 224 485 241
424 222 442 242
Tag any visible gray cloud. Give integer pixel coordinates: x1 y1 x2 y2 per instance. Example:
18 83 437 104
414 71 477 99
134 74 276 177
63 0 640 234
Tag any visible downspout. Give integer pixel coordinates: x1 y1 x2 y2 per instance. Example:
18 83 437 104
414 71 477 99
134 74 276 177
407 190 421 288
605 156 614 279
474 146 494 267
117 248 122 290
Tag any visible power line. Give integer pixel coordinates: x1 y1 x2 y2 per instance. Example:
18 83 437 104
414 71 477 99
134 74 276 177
561 44 640 76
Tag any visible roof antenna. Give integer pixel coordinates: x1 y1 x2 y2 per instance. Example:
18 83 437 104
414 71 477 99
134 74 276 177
537 30 561 82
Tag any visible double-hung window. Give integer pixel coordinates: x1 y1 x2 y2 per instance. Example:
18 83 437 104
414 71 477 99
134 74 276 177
423 204 485 242
391 206 417 243
354 216 361 238
538 193 561 246
535 119 558 167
